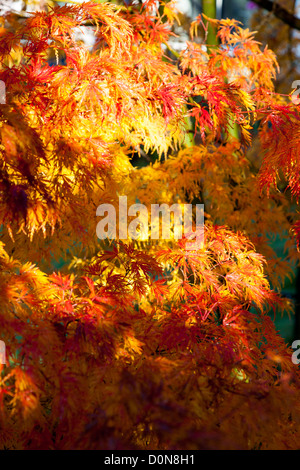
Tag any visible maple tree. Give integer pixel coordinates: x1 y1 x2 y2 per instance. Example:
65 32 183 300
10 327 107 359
1 0 300 450
248 0 300 340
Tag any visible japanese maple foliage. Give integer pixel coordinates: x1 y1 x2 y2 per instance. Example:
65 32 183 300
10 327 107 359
0 0 300 450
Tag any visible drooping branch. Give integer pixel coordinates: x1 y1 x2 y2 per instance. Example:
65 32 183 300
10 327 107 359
251 0 300 30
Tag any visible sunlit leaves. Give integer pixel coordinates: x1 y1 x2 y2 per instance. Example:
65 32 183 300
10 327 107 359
0 0 300 451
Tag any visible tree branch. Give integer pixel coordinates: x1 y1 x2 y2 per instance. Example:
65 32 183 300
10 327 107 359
251 0 300 30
